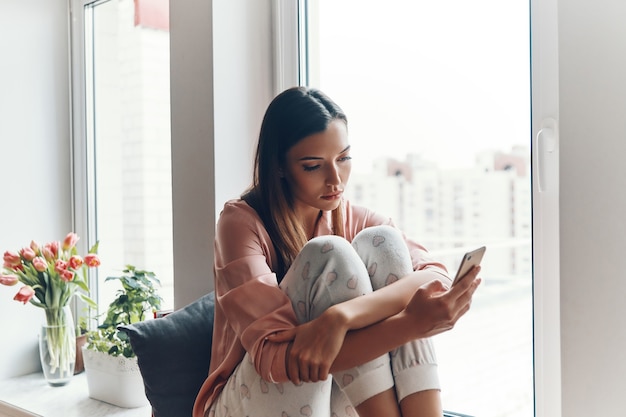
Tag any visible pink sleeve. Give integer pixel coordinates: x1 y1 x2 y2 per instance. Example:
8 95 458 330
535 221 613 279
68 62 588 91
214 202 298 382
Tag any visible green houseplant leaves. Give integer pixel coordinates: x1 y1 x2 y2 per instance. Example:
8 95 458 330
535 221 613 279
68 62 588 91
86 265 162 358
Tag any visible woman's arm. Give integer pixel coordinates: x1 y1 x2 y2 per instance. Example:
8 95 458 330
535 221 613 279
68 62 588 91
329 268 451 332
269 266 481 384
332 268 478 371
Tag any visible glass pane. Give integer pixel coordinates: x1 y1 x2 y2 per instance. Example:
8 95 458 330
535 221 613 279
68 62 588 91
85 0 173 312
305 1 532 416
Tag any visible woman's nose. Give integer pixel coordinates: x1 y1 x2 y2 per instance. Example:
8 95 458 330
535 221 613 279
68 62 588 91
326 164 341 185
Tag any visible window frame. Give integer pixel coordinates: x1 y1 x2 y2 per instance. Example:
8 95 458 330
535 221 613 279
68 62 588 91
69 0 100 308
530 0 562 415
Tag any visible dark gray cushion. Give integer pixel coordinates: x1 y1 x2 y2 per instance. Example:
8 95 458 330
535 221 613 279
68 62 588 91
119 291 214 417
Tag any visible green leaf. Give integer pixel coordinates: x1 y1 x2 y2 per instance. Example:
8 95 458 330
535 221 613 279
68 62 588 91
74 278 90 293
77 292 98 309
88 241 100 254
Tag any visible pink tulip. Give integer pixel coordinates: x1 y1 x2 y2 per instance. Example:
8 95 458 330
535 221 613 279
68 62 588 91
61 270 75 282
54 259 68 274
0 274 18 286
84 254 101 267
68 255 83 269
32 257 48 272
4 262 24 272
30 240 40 254
14 286 35 304
42 242 59 261
3 251 21 267
42 247 53 261
19 247 36 261
62 232 79 251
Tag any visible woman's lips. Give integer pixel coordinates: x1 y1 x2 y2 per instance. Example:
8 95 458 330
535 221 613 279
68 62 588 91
321 192 342 201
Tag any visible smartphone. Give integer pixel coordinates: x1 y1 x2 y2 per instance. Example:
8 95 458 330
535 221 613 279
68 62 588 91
451 246 486 286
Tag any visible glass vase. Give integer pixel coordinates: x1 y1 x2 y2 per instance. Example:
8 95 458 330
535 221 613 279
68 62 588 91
39 306 76 386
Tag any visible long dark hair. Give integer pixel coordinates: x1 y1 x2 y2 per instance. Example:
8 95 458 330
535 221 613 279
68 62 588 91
243 86 348 280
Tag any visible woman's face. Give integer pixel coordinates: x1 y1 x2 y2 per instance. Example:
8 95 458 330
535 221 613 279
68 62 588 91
284 119 352 218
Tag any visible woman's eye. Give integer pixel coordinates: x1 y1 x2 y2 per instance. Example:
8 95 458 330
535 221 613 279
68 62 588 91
303 165 320 172
339 155 352 162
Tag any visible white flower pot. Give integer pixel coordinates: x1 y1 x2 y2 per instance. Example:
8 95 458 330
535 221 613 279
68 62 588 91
82 346 149 408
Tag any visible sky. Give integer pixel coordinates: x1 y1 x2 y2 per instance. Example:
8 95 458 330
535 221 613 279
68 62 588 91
310 0 531 170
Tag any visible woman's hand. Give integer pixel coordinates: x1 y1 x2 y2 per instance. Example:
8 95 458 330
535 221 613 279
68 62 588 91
404 265 482 339
266 310 348 385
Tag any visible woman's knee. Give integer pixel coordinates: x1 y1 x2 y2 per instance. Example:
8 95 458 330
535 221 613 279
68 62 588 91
352 225 405 253
285 236 373 318
300 235 357 260
298 236 371 289
352 225 413 290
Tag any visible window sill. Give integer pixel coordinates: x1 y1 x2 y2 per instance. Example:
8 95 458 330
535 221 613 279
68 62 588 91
0 372 151 417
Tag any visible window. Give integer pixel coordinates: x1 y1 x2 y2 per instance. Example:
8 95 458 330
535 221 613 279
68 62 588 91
67 1 559 415
302 1 533 416
80 0 174 312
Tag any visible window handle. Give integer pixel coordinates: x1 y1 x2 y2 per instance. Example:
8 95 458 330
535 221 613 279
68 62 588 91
536 118 558 193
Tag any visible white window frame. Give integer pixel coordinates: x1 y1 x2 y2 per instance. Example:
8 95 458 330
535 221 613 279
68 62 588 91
69 0 100 306
271 0 302 93
530 0 561 416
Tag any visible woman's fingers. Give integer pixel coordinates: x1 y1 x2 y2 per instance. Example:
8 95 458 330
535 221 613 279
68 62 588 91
278 320 338 384
440 267 481 328
450 265 481 294
285 350 326 384
284 343 301 384
421 278 448 295
289 345 332 383
444 266 480 312
406 266 482 339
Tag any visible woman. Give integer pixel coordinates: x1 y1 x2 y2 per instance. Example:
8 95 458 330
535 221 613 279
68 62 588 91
193 87 481 417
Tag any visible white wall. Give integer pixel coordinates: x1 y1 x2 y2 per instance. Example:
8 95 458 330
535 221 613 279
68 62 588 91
559 1 626 415
213 0 274 209
0 0 72 379
169 0 216 309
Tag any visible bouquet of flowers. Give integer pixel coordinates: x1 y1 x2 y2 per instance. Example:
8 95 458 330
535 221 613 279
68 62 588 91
1 232 100 383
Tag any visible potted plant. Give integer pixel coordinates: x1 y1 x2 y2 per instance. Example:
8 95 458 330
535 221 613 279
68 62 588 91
83 265 162 408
